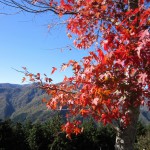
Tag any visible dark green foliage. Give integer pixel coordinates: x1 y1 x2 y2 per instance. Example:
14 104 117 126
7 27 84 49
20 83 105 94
136 121 147 136
81 119 116 150
0 117 149 150
13 122 29 150
0 119 28 150
134 124 150 150
0 119 15 149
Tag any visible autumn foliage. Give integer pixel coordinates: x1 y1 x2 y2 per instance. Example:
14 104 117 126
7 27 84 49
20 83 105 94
23 0 150 138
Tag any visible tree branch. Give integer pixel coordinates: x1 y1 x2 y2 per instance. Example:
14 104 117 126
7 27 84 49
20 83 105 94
0 0 77 15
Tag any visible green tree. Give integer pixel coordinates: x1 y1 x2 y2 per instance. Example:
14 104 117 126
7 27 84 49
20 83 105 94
0 119 15 149
13 122 29 150
26 122 45 150
134 124 150 150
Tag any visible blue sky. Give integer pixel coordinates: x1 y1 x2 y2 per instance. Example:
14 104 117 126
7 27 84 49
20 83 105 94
1 2 149 85
0 7 89 84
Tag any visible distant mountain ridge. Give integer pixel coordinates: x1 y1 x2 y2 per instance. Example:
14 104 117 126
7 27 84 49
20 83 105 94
0 83 149 124
0 83 55 123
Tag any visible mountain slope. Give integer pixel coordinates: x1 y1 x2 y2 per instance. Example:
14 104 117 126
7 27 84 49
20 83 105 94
0 83 54 123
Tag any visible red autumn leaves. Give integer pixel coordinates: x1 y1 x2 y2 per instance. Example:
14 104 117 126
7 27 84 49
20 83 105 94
22 0 149 138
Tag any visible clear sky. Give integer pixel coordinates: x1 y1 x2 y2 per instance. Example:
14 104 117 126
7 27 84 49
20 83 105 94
0 6 89 84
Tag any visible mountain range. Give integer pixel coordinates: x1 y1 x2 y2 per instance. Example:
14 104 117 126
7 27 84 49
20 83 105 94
0 83 56 123
0 83 149 124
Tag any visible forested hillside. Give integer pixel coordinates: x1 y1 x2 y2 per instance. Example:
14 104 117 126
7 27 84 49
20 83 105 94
0 83 55 123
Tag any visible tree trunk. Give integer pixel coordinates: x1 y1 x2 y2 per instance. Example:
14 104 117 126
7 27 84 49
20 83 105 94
115 107 140 150
115 0 139 149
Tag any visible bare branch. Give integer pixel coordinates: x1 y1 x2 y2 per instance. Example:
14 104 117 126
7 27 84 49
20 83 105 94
0 0 77 15
0 10 22 15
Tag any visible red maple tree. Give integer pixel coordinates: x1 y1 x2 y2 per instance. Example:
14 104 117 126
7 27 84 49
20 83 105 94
2 0 149 149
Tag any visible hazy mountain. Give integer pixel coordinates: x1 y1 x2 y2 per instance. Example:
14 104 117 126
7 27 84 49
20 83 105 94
0 83 149 124
0 83 55 123
139 98 150 125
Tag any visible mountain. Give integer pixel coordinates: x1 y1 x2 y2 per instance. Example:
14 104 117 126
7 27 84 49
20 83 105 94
139 98 150 125
0 83 149 124
0 83 55 123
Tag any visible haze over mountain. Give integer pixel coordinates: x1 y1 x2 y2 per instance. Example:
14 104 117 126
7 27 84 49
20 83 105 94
0 83 149 124
0 83 55 123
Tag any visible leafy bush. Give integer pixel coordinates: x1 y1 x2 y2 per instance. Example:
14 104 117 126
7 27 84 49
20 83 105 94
134 124 150 150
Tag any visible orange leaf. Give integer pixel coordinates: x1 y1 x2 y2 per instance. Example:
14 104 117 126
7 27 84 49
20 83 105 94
67 33 72 38
74 127 81 135
51 67 57 74
101 5 107 11
42 98 47 103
